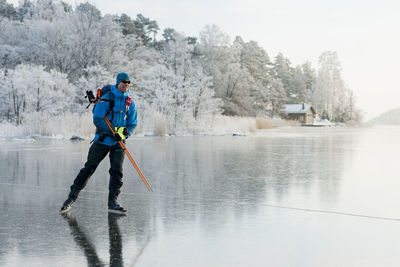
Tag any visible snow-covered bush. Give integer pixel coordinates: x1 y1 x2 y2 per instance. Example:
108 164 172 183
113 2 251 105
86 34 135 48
0 112 94 139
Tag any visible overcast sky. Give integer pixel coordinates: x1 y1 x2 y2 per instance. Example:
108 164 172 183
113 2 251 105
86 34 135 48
8 0 400 119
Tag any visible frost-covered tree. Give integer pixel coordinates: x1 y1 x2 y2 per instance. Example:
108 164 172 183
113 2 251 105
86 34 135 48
0 68 12 121
7 1 124 79
137 32 220 129
189 64 220 120
313 51 341 120
199 25 253 116
198 24 231 74
67 12 124 79
215 61 254 116
76 2 101 19
78 64 114 90
25 17 75 74
312 51 355 121
137 64 175 115
0 64 76 124
0 17 26 69
0 66 27 124
29 0 67 21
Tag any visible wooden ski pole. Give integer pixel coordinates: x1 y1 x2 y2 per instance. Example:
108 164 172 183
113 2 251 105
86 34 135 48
104 116 153 192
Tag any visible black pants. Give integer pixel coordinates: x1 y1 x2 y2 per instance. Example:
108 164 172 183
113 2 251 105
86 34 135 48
68 142 125 203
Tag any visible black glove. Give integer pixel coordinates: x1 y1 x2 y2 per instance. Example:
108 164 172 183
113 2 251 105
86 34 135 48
114 133 122 141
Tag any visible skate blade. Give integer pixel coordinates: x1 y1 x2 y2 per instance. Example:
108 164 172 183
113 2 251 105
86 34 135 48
108 209 127 215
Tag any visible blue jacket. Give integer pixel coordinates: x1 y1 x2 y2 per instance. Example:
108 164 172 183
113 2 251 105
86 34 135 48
93 85 137 146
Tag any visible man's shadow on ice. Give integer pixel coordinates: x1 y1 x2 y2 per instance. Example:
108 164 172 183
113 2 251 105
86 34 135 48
62 213 124 267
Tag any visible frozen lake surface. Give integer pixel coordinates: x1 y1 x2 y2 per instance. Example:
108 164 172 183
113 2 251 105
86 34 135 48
1 126 400 267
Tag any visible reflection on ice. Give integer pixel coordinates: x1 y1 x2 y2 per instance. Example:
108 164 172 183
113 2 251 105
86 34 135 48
62 213 124 267
1 127 400 266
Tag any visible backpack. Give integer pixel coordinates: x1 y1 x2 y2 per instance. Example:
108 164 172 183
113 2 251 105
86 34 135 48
95 85 114 113
85 84 131 121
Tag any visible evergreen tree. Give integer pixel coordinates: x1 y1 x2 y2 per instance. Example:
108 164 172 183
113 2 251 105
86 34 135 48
273 53 293 98
302 62 316 103
0 0 17 19
236 37 278 114
133 13 159 46
118 13 135 35
288 65 307 103
15 0 34 21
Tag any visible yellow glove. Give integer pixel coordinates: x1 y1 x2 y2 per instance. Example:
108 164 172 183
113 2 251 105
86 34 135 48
114 127 128 140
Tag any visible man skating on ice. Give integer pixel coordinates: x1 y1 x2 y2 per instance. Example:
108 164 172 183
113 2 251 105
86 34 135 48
60 72 137 215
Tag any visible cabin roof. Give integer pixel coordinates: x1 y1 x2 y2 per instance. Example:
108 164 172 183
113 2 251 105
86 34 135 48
281 104 316 114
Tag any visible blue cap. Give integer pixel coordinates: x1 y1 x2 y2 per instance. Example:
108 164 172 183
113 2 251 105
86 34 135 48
116 72 130 85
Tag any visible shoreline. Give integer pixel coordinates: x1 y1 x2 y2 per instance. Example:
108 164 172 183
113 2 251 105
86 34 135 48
0 123 382 141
